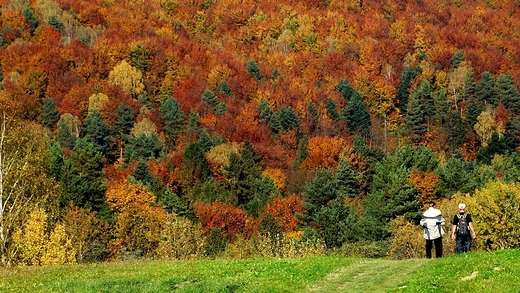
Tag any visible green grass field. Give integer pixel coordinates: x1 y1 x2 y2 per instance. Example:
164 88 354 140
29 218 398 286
1 249 519 293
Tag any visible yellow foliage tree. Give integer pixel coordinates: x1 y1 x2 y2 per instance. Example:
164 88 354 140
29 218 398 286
106 179 168 257
470 181 520 250
12 208 48 266
262 167 286 191
41 223 76 266
88 92 109 114
474 111 496 147
108 60 145 96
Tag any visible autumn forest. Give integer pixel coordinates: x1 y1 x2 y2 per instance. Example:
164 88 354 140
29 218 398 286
2 0 520 266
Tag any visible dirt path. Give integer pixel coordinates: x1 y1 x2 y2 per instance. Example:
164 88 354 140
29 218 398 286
306 258 428 293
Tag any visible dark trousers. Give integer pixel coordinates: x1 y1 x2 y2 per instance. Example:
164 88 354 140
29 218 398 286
425 237 443 258
456 236 472 253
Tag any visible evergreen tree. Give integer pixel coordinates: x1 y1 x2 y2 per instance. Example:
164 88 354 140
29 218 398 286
123 132 163 163
363 154 421 239
336 78 355 101
495 72 520 115
300 168 337 226
325 98 340 122
40 97 60 129
461 67 476 101
22 8 39 34
198 130 213 152
446 109 466 150
434 89 450 127
435 150 477 197
57 120 76 150
415 80 435 122
334 157 360 199
82 109 112 156
187 109 201 136
160 97 185 148
181 141 211 184
405 94 426 144
202 88 218 108
465 97 481 128
397 66 415 114
341 92 371 137
450 49 465 71
222 140 263 211
257 98 273 124
61 139 111 220
113 103 135 137
217 81 232 97
307 100 318 125
278 106 301 131
214 102 227 116
48 15 64 31
49 142 64 179
476 71 495 105
131 161 154 186
247 59 263 81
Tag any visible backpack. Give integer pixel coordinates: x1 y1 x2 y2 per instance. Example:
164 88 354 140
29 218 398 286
457 213 470 237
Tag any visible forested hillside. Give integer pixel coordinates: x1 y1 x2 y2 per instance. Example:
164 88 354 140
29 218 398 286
2 0 520 266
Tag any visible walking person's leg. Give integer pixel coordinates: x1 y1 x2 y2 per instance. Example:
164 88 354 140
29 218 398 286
426 239 433 258
456 236 464 253
434 237 443 258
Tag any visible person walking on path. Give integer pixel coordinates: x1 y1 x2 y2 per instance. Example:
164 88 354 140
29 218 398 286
451 203 476 253
420 201 446 258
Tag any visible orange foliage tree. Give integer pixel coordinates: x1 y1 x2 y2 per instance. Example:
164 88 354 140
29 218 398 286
194 201 248 241
300 136 347 170
105 179 168 257
265 194 304 233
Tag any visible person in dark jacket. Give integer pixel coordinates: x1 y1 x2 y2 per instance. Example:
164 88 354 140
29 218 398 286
451 203 476 253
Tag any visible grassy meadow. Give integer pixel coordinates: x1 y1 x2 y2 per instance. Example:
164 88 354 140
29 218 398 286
1 248 519 293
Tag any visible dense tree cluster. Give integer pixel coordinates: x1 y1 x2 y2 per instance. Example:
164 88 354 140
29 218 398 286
2 0 520 265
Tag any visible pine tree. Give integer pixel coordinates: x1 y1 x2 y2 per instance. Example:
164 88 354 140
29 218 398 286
82 109 112 156
131 161 154 186
22 8 39 34
48 15 64 31
61 139 111 220
278 106 301 131
476 71 495 105
405 94 426 144
336 78 355 101
57 120 76 150
325 98 340 122
198 130 213 152
342 92 371 137
40 97 60 129
435 150 476 197
293 135 308 170
160 97 185 148
202 88 218 108
187 110 201 136
113 103 135 136
247 59 263 81
495 72 520 115
181 141 211 185
450 49 465 71
397 66 415 114
465 97 481 128
123 132 163 163
222 140 263 210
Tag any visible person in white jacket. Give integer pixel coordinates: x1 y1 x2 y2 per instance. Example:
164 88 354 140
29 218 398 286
420 201 446 258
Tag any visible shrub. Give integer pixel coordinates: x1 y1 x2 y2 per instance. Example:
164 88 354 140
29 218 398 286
156 215 205 260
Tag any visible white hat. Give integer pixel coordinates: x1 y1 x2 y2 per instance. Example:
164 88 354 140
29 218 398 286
458 203 466 209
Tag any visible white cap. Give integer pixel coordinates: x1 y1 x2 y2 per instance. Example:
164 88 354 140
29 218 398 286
458 203 466 209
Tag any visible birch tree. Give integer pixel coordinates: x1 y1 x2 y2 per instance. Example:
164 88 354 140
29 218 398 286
0 114 60 266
